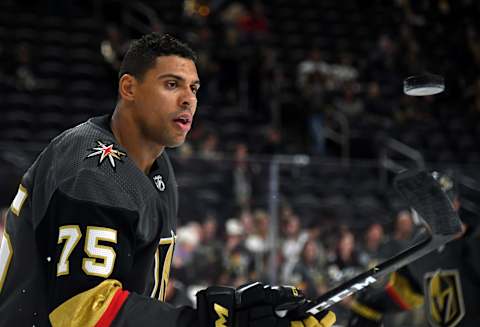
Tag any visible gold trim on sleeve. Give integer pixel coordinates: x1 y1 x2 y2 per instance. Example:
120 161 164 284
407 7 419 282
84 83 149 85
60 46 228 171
0 229 13 292
49 279 123 327
11 184 28 216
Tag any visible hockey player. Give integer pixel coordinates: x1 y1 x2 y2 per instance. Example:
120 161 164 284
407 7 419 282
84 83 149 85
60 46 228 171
0 33 336 327
348 173 480 327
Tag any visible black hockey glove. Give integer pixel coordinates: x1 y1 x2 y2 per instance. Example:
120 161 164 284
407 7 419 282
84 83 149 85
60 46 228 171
235 282 336 327
196 285 236 327
196 282 336 327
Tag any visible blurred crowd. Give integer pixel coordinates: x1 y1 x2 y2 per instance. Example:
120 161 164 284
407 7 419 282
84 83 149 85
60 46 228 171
93 0 480 160
161 204 420 325
2 0 480 160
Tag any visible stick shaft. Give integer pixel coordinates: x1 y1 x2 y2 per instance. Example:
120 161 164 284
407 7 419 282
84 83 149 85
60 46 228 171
306 233 457 314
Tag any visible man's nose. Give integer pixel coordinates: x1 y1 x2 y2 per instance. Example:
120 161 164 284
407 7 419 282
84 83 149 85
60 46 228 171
179 89 196 108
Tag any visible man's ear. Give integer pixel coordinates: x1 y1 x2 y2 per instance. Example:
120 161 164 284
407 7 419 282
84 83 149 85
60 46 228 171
118 74 137 101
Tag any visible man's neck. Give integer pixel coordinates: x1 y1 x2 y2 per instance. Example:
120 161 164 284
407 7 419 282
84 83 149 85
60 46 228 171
111 106 164 174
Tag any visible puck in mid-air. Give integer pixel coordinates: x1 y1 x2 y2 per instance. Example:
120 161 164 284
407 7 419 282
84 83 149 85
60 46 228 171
403 73 445 96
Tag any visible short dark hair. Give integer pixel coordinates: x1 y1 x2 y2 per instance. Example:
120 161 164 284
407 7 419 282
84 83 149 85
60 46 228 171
119 33 197 81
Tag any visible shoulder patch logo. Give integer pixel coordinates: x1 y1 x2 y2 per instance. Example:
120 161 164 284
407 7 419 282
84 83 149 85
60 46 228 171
86 141 126 170
153 175 166 191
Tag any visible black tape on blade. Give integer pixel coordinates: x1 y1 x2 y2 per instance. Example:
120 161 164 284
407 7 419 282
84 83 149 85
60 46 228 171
394 170 462 236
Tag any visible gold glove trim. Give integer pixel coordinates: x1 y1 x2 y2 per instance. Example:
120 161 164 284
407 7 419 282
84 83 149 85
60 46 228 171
49 279 123 327
350 300 383 321
290 311 336 327
317 311 336 327
386 272 424 310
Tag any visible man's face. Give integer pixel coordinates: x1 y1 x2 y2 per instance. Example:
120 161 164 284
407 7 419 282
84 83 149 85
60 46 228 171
132 55 200 148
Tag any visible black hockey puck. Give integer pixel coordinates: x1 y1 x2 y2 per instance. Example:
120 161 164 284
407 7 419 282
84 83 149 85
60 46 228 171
403 73 445 96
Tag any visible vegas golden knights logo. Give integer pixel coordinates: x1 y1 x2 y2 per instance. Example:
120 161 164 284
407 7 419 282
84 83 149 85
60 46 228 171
424 270 465 327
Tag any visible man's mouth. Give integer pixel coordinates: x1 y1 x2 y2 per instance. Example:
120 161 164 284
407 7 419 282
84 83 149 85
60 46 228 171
173 114 192 132
174 117 190 124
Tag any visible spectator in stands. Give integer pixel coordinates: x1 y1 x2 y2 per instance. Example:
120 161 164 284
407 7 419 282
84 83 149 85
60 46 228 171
393 209 414 240
220 218 255 287
297 47 335 155
280 202 295 221
280 214 309 283
244 209 270 277
333 82 364 121
290 239 328 300
241 210 270 280
197 130 221 160
304 219 329 268
358 223 385 268
297 47 331 89
239 209 255 235
326 230 362 279
325 230 363 325
380 209 415 258
190 213 223 285
252 209 270 252
365 34 400 97
300 69 330 156
172 223 202 285
328 52 359 92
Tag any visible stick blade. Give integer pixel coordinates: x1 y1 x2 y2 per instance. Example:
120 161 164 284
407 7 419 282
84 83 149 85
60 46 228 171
394 170 462 236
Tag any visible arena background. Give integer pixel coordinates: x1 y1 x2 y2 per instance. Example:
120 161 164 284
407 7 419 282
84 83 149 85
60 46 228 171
1 0 480 326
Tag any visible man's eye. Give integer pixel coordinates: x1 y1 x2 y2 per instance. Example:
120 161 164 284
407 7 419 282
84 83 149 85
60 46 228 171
191 87 198 95
166 81 177 88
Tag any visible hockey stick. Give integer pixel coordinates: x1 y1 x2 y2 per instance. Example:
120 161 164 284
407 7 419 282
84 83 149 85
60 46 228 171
300 170 463 315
